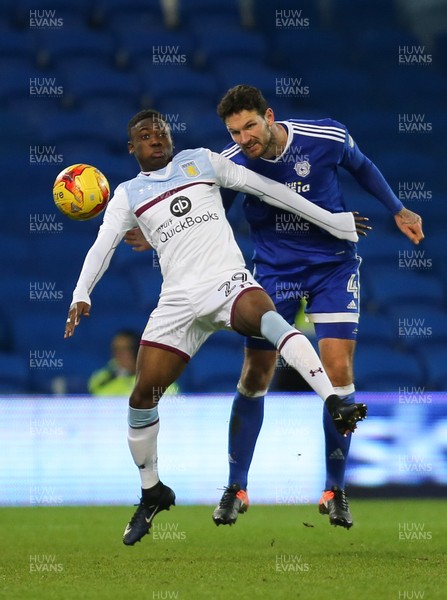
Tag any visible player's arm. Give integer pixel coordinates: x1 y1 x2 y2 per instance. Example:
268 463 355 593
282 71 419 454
65 187 137 338
340 135 424 244
124 227 152 252
208 151 359 242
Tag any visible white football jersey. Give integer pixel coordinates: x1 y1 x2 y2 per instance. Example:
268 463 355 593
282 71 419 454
71 148 357 305
112 148 247 290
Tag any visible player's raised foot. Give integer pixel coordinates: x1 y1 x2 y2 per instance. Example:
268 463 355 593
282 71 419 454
319 486 353 529
325 394 367 436
123 482 176 546
212 483 249 526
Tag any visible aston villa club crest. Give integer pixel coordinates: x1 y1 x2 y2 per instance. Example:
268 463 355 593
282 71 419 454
180 161 201 177
294 160 311 177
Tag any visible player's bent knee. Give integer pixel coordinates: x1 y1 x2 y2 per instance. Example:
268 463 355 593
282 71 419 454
240 352 276 392
325 361 353 387
129 384 158 409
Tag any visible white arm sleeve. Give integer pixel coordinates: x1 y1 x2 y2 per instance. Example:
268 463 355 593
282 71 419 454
208 150 358 242
71 186 138 306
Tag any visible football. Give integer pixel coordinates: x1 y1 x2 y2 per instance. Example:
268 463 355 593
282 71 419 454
53 163 110 220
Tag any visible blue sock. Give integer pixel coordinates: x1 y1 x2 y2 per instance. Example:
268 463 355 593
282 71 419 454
228 391 264 490
323 391 355 490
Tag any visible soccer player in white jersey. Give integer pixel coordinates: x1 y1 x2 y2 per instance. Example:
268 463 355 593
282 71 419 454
64 110 367 546
210 86 424 529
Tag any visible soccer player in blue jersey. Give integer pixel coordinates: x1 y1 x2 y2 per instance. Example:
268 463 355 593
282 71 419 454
211 85 424 529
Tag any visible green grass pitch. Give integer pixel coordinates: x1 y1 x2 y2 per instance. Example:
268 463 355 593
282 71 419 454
1 500 446 600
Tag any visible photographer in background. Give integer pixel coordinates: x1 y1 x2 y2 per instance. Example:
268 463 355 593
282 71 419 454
88 330 140 397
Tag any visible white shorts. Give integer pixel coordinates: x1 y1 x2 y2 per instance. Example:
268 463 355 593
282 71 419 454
141 268 262 360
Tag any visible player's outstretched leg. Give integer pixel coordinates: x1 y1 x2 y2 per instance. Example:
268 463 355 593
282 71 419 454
124 346 185 545
124 404 176 545
319 385 357 529
212 377 268 526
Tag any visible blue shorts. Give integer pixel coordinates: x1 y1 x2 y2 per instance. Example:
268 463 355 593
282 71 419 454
247 257 361 350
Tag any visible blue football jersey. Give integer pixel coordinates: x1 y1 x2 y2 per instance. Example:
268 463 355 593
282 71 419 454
221 119 360 271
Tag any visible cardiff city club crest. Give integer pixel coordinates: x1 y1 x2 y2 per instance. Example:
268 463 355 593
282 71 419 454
294 160 311 177
180 161 201 177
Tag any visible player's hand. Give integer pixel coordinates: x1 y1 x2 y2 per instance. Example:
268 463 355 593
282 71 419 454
124 227 152 252
64 302 90 338
394 208 424 245
325 394 368 436
352 212 372 237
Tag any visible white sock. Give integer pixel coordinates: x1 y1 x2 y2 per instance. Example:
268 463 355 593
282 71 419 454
278 331 335 401
127 421 160 489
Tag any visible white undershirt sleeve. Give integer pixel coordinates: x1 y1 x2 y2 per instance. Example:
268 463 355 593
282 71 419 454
208 150 358 242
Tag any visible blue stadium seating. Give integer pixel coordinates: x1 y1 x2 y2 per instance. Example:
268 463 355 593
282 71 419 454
29 347 106 394
125 263 163 312
300 66 375 113
0 313 13 353
417 342 447 390
433 30 447 73
0 28 39 61
93 0 165 30
371 150 441 191
366 266 446 310
116 28 195 69
351 27 422 74
354 343 426 391
329 0 400 33
37 28 116 70
253 0 323 40
273 29 350 72
79 310 148 349
421 232 447 286
37 111 120 149
214 58 281 97
357 311 403 348
2 1 447 394
140 66 218 107
377 67 447 109
189 331 245 392
178 0 242 30
67 66 142 106
0 353 30 393
88 272 140 310
385 306 447 346
10 0 94 25
194 27 267 69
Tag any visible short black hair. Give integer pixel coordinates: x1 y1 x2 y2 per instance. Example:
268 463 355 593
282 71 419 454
217 85 269 121
127 109 167 139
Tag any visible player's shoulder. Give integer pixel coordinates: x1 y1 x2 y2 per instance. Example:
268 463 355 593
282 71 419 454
174 147 209 161
118 172 146 192
171 147 216 169
220 142 246 164
172 147 222 177
115 178 134 195
286 118 347 143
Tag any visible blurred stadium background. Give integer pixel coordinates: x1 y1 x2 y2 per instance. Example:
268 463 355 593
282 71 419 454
0 0 446 467
2 8 447 600
1 0 446 396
